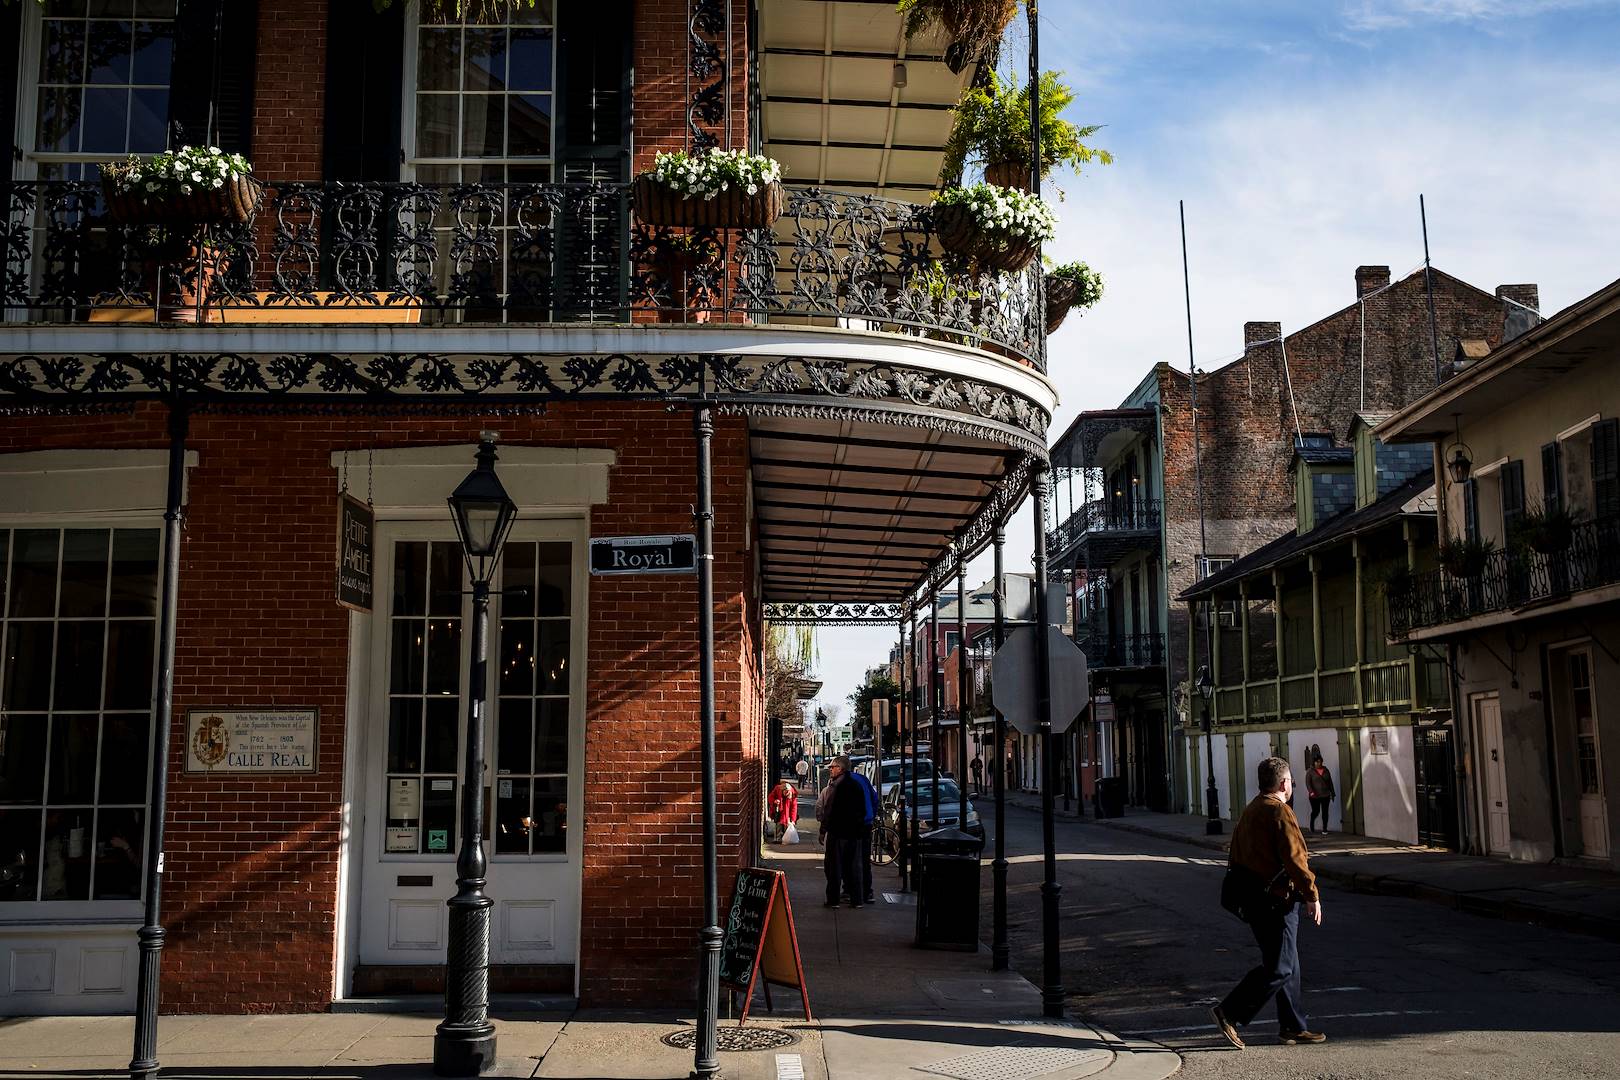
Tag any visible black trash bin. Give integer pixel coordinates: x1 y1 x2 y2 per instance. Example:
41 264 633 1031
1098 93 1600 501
914 826 984 950
1095 776 1125 819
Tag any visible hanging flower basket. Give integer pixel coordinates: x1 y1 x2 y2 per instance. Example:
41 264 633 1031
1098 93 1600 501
931 184 1055 274
1044 262 1103 335
634 149 785 230
981 159 1031 191
100 147 263 226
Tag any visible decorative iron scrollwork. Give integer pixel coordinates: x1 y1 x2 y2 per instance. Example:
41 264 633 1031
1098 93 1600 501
763 602 906 625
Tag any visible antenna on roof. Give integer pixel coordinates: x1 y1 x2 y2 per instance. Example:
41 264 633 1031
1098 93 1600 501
1421 195 1443 386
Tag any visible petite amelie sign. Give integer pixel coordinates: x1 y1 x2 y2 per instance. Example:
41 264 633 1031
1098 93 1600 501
589 534 697 575
336 493 374 612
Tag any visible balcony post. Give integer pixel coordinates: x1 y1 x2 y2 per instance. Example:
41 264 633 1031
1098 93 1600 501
1352 538 1365 714
1273 568 1285 717
1238 580 1251 721
1309 554 1323 712
1403 520 1422 707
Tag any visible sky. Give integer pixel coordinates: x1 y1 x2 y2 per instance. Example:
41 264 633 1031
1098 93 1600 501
806 0 1620 722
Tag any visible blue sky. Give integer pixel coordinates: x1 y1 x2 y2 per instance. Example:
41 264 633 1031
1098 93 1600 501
808 0 1620 721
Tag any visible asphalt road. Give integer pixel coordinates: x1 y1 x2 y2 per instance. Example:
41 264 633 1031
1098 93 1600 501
973 800 1620 1080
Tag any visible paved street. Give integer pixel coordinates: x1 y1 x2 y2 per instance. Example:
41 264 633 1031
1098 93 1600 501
978 800 1620 1080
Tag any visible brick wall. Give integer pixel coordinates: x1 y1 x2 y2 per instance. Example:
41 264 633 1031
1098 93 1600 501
0 404 761 1012
632 0 753 172
252 0 327 180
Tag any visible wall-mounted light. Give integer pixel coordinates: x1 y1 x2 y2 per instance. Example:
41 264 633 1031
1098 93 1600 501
892 62 908 88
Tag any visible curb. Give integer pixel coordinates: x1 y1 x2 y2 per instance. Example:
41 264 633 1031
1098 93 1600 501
1053 808 1620 945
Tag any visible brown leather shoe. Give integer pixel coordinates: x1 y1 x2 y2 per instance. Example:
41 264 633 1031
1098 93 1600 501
1210 1005 1244 1049
1280 1030 1327 1045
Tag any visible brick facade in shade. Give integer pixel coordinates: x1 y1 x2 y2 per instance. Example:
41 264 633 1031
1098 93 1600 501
1162 265 1531 718
0 407 762 1012
251 0 329 180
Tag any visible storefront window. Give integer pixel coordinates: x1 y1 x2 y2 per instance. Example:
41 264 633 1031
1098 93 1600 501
0 528 159 903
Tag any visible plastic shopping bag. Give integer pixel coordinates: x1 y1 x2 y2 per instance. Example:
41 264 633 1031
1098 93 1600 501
783 822 800 845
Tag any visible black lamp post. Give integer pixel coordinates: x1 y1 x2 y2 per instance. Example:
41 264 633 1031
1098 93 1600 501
1198 665 1221 837
436 432 518 1077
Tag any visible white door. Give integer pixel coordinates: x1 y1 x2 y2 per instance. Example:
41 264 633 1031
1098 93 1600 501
1568 650 1610 860
357 524 584 969
1473 694 1511 856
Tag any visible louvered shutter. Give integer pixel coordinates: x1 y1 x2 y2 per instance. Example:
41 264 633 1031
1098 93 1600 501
1 5 19 172
1594 419 1619 520
168 0 258 155
1501 460 1525 539
322 3 404 182
1542 442 1562 514
1464 478 1479 541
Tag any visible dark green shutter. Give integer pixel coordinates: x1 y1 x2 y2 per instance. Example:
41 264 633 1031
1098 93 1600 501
1501 460 1524 538
1 4 20 173
322 3 404 182
1464 479 1479 541
168 0 258 155
1594 419 1620 520
1542 442 1562 513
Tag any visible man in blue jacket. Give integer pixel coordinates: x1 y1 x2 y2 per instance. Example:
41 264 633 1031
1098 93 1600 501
850 764 879 905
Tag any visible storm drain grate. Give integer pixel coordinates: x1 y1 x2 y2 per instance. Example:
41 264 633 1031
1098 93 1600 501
917 1045 1111 1080
661 1026 800 1052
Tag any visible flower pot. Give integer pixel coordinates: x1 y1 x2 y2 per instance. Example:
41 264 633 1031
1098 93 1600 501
931 202 1041 273
1044 274 1081 335
982 160 1031 191
649 249 720 324
141 242 226 322
1528 520 1573 555
633 175 784 230
103 172 264 227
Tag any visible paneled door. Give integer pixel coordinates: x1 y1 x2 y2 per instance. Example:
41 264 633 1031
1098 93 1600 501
1568 650 1609 860
1473 694 1510 856
357 523 584 969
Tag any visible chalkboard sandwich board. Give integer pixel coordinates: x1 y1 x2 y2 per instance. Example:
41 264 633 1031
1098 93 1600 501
718 867 811 1025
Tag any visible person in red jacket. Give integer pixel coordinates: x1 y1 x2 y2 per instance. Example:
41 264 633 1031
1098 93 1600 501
768 779 799 840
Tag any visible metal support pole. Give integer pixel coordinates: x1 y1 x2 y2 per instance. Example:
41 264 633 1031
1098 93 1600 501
990 526 1010 972
1421 194 1442 387
929 582 942 828
434 577 498 1076
1032 464 1065 1018
691 406 721 1079
129 402 187 1080
908 613 920 878
1204 705 1222 835
956 559 970 827
898 614 911 892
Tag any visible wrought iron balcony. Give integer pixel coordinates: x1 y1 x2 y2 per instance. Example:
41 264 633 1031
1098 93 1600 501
1390 515 1620 637
1047 498 1162 566
1076 631 1166 670
0 180 1045 370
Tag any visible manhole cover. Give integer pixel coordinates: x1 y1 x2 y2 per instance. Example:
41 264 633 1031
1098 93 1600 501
661 1026 800 1051
918 1045 1111 1080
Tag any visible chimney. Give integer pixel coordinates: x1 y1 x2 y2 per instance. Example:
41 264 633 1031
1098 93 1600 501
1497 283 1542 343
1355 265 1391 298
1244 321 1281 351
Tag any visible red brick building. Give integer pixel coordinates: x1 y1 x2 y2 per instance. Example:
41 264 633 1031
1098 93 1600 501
0 0 1054 1018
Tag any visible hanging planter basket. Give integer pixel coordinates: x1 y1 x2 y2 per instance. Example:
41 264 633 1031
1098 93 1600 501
633 175 784 230
931 202 1041 273
1044 274 1081 335
982 160 1031 191
103 172 264 227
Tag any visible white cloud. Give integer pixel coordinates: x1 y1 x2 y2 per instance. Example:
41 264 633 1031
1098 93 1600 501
1341 0 1606 32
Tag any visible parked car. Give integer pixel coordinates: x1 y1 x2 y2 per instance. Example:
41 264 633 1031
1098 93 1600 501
882 778 983 840
859 756 936 800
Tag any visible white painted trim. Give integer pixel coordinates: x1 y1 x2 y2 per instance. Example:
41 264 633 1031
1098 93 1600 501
1557 414 1603 442
0 450 198 518
327 444 615 510
333 607 372 1003
1470 456 1511 479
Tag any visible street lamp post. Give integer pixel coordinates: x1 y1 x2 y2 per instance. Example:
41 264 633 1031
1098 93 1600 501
436 432 518 1077
1198 666 1221 836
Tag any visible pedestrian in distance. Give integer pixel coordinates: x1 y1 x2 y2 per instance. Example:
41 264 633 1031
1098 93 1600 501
1211 756 1327 1050
970 754 984 795
849 764 879 904
818 755 867 908
1305 755 1335 834
768 778 799 843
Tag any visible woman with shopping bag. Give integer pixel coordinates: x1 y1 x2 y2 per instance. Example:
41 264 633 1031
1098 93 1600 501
768 779 800 843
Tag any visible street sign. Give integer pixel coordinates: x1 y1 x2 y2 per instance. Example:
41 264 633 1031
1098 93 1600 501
589 534 696 574
990 625 1089 736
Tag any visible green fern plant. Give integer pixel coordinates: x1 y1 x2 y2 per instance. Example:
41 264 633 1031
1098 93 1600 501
942 70 1113 187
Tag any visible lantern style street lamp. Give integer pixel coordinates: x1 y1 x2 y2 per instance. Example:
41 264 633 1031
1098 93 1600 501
1198 665 1221 836
1446 414 1473 485
435 432 518 1077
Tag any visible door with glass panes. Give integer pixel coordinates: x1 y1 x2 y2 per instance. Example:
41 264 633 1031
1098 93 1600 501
358 523 582 968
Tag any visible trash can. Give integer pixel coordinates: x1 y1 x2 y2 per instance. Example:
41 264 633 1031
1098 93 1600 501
914 826 984 950
1095 776 1125 819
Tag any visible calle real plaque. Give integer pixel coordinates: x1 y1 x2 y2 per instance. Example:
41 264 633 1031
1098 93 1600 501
186 709 318 774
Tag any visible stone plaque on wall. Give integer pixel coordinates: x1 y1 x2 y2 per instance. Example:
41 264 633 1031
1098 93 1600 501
185 709 318 774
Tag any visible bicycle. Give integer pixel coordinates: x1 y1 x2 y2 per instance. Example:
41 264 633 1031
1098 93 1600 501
869 821 900 866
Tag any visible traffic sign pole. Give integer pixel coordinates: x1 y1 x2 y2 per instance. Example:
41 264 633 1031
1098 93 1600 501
1031 463 1065 1019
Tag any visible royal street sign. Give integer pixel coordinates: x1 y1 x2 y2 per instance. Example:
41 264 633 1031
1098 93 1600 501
589 534 698 575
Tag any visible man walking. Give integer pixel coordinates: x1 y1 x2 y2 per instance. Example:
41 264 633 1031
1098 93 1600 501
850 763 879 904
970 754 984 795
818 756 867 908
1211 756 1326 1049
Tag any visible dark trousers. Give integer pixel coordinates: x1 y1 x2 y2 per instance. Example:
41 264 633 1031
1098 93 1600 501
1309 797 1330 830
860 828 874 900
1220 905 1308 1033
824 835 861 904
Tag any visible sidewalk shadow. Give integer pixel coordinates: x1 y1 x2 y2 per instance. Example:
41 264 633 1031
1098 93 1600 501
817 1020 1113 1052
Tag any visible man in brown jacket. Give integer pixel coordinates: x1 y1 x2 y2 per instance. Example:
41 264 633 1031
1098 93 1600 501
1210 756 1326 1049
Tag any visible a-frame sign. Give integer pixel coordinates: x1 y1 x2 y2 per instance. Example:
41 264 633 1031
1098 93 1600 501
718 867 812 1025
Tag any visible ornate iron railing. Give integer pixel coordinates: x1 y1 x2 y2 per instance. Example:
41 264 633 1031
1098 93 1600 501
1389 515 1620 637
1046 498 1162 556
0 180 1045 370
1076 630 1166 669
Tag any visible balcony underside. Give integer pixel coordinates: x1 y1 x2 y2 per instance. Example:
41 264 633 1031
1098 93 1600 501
1053 530 1158 572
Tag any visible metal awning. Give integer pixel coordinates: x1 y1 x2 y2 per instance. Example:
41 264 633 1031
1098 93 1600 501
759 0 968 196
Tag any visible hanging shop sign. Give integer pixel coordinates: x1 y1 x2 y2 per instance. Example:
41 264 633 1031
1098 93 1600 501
185 709 318 774
589 534 697 575
336 493 375 612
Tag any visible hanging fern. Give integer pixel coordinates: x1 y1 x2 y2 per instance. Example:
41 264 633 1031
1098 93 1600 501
942 70 1112 186
897 0 1019 74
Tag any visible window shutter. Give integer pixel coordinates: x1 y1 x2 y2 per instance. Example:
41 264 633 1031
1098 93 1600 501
1464 478 1479 541
168 0 259 155
1501 460 1525 537
1 4 19 172
1542 442 1562 514
1594 419 1620 520
322 2 404 181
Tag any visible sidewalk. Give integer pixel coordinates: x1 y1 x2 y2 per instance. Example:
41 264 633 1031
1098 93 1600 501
0 813 1179 1080
995 789 1620 942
